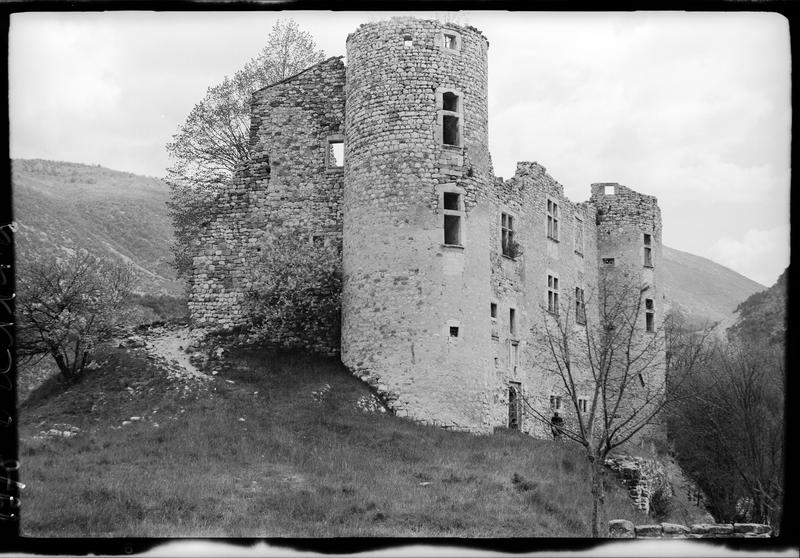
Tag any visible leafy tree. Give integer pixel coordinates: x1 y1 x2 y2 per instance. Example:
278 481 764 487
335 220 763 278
522 273 709 536
242 231 341 353
165 20 325 278
16 250 134 380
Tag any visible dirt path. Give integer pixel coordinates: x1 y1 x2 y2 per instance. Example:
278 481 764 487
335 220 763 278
143 326 208 382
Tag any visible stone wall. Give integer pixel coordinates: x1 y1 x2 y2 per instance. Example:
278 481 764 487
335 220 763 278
605 454 670 513
608 519 772 538
188 16 668 436
188 57 346 354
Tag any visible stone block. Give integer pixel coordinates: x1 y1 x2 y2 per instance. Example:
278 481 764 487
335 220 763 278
733 523 771 535
608 519 635 538
661 522 690 535
691 523 734 535
635 524 663 537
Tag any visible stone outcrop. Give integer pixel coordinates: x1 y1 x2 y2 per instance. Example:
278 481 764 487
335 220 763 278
608 519 772 538
605 454 670 513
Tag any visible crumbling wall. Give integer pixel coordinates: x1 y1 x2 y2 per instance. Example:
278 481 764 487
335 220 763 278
188 57 346 355
605 454 670 513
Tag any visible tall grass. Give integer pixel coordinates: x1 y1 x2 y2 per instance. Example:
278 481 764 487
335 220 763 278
19 348 648 536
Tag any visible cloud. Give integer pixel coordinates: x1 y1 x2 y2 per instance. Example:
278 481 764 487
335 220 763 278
709 227 790 286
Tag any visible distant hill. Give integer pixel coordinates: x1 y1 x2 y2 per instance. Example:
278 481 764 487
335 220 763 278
661 245 765 329
12 159 764 323
12 159 182 295
726 267 787 346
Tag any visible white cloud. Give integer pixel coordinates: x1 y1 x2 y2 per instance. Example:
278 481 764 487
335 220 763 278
709 227 790 286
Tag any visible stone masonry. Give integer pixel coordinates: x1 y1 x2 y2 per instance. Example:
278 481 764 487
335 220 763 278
608 519 772 538
188 17 667 437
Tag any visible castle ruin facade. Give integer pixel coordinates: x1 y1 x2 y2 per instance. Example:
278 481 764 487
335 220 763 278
189 18 666 438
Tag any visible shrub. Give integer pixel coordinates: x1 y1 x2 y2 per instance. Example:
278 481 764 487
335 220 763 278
242 231 341 353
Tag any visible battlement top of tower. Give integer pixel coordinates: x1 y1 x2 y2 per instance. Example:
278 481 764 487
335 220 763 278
346 16 489 46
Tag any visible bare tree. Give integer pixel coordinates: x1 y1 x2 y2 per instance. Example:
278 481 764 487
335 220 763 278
16 250 134 381
521 273 711 536
165 19 325 278
669 340 784 530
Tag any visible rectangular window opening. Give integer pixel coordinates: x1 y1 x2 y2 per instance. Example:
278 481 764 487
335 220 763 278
578 398 588 413
403 35 413 48
443 114 460 146
490 302 497 319
550 395 562 411
442 92 459 112
443 191 460 210
501 213 515 257
604 185 615 195
509 308 517 336
547 275 559 315
444 33 457 49
449 326 459 338
575 287 586 325
444 214 461 245
547 199 559 240
575 216 584 255
602 257 615 266
327 140 344 168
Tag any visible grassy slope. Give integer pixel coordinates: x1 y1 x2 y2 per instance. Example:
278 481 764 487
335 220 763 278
12 158 181 295
18 347 649 537
662 246 765 328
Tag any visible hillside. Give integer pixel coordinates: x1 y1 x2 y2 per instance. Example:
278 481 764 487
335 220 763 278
12 159 181 295
661 245 765 329
18 336 655 537
727 267 787 346
11 159 763 324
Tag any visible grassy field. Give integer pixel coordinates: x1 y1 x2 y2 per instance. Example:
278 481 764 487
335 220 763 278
18 344 651 537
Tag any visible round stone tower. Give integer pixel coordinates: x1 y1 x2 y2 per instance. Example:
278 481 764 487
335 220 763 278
342 18 495 430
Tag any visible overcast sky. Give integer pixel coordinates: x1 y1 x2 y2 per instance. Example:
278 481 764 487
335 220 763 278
9 10 790 286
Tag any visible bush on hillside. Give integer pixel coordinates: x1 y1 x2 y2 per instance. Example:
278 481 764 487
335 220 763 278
242 231 341 353
16 249 134 381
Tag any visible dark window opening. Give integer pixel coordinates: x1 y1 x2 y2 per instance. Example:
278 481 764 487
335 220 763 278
449 326 459 338
443 191 460 210
444 214 461 245
443 114 460 146
509 308 517 336
645 298 654 311
644 234 653 267
575 287 586 325
444 33 457 49
550 395 562 411
646 313 654 332
490 302 497 319
645 298 654 332
509 383 522 430
578 398 588 413
443 92 459 112
602 257 615 266
501 213 515 257
403 35 413 48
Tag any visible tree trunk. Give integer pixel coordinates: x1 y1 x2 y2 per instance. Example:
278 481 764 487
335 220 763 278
590 457 606 537
51 352 73 381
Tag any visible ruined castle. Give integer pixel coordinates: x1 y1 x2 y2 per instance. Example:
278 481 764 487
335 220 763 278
189 18 666 437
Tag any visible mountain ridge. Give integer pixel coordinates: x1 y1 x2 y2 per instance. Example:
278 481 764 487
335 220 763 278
12 158 764 324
